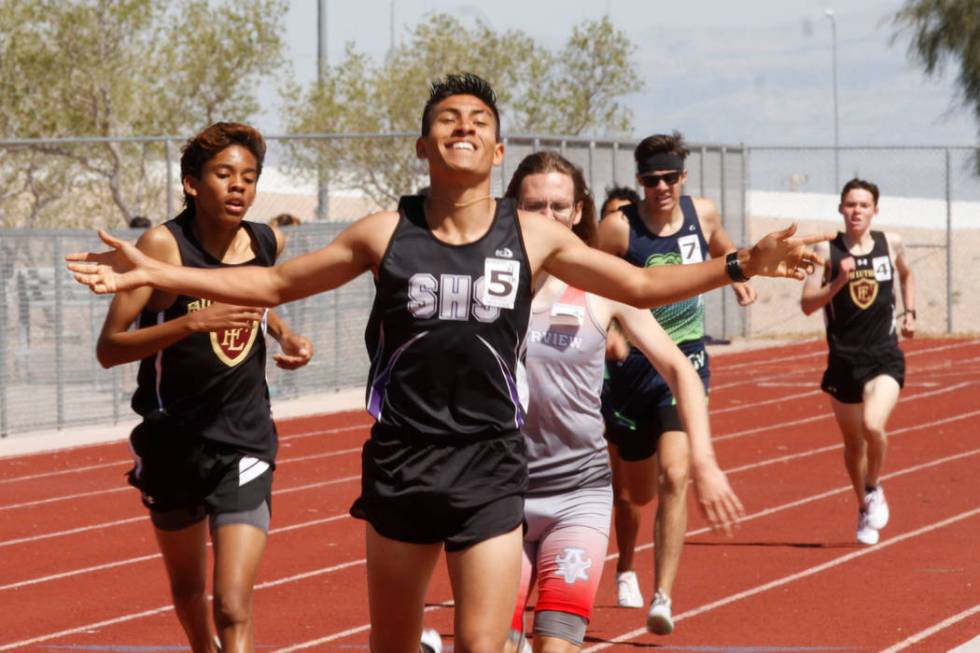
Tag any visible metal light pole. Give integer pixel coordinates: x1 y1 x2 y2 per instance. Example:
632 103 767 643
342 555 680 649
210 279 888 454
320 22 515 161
317 0 330 221
825 9 840 189
390 0 396 55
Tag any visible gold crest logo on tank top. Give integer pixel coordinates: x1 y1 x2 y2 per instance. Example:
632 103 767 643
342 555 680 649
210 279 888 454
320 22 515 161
849 278 879 309
211 325 259 367
187 298 259 367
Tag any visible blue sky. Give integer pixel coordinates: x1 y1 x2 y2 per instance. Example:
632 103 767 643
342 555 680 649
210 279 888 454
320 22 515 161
258 0 977 147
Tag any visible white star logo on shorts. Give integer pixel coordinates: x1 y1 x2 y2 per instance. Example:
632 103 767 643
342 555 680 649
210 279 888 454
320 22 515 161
555 547 592 584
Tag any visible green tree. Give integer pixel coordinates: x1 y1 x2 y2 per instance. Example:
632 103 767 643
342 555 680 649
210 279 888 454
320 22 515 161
0 0 287 228
520 17 641 135
893 0 980 170
283 13 642 209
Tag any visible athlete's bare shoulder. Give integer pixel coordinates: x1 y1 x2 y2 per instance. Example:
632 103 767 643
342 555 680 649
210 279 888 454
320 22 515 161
882 231 903 250
517 207 566 243
136 224 180 264
594 208 630 255
691 195 718 215
358 209 401 235
339 210 402 267
517 209 581 273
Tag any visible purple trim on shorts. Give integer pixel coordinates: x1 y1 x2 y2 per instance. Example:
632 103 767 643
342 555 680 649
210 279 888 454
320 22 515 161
476 334 525 429
367 331 428 420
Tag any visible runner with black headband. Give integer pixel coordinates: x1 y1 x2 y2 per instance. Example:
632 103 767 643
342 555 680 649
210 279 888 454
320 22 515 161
594 131 755 635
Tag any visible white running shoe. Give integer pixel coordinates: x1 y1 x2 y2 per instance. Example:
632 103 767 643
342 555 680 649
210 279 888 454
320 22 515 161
856 511 879 545
616 570 644 608
864 485 890 530
420 628 442 653
646 589 674 635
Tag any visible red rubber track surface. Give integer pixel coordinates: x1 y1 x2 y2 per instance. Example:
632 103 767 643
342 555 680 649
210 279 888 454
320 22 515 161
1 338 978 651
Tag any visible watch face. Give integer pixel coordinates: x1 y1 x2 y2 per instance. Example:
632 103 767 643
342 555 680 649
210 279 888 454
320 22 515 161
726 252 747 282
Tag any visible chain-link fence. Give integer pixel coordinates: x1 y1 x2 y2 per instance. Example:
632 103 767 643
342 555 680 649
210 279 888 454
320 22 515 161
0 224 373 437
744 146 980 339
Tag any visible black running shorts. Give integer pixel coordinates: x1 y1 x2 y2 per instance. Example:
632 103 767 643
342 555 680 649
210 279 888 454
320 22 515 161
604 405 683 462
127 411 274 528
821 345 906 404
602 340 708 461
351 426 527 552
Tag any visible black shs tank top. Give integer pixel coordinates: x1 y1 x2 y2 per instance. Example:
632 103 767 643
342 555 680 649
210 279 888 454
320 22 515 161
132 210 279 460
364 196 532 439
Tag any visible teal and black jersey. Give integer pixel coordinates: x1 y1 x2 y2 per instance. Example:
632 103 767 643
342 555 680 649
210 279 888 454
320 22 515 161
622 196 709 346
132 210 278 460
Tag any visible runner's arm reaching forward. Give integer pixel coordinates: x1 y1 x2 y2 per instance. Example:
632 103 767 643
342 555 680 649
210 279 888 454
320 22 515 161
67 212 398 305
522 211 833 309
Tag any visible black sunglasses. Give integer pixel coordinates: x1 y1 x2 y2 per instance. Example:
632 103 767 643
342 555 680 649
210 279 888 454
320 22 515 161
638 171 683 187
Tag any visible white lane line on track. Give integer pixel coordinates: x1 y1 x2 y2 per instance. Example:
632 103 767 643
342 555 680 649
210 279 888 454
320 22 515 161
713 389 821 413
0 467 359 512
724 405 980 474
271 603 451 653
0 554 162 592
616 446 980 562
0 553 372 652
709 370 971 415
0 509 357 593
0 516 145 549
880 605 980 653
949 634 980 653
0 606 176 652
0 481 360 559
582 506 980 653
0 485 130 512
6 445 979 649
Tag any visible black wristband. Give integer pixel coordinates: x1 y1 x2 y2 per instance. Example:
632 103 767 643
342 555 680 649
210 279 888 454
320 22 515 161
906 309 917 319
725 251 749 283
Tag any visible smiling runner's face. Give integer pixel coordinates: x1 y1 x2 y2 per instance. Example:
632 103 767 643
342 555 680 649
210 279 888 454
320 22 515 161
417 94 503 179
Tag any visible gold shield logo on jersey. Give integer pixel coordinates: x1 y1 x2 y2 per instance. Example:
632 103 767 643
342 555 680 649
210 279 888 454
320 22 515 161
211 323 259 367
849 278 879 310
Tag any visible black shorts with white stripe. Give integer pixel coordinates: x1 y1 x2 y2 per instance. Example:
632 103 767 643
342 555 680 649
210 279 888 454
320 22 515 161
127 412 274 529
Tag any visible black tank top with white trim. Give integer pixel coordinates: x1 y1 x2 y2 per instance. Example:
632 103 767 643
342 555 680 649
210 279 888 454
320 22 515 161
364 196 532 438
132 210 278 459
824 230 898 353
